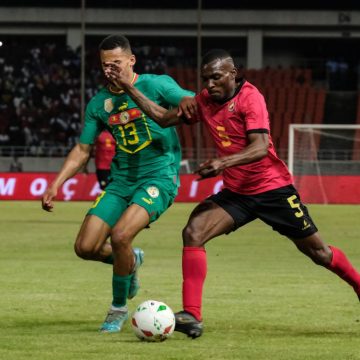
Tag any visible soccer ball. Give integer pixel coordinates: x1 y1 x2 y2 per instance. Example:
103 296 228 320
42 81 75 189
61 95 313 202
131 300 175 342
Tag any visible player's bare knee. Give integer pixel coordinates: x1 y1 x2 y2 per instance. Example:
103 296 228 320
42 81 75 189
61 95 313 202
182 225 205 247
74 241 98 260
110 228 131 249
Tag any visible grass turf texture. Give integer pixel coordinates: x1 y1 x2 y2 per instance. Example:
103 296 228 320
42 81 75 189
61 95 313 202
0 201 360 360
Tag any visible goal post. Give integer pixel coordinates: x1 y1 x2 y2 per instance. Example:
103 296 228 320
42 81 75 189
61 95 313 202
288 124 360 204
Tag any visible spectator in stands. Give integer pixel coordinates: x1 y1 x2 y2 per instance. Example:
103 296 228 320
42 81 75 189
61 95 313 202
0 39 188 156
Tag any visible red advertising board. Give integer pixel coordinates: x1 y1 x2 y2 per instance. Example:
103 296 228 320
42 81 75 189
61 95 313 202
0 173 360 204
0 173 224 202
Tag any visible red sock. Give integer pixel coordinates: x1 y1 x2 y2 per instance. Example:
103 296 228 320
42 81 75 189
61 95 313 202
327 245 360 295
182 246 207 321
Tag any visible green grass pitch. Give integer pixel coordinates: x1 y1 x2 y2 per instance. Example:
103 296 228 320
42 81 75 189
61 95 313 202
1 201 360 360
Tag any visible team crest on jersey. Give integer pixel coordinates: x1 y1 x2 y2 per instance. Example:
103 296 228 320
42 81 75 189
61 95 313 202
108 108 143 125
228 101 235 112
120 112 130 124
104 98 114 113
146 186 160 198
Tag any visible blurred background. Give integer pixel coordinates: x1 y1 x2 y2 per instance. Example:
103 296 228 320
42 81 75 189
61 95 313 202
0 1 360 202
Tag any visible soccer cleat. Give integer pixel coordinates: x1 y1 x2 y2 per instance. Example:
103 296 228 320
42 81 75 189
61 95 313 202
99 308 129 333
174 311 203 338
128 248 144 299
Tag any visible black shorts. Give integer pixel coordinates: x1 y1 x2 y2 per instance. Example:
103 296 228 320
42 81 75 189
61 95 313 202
208 185 318 239
96 169 111 190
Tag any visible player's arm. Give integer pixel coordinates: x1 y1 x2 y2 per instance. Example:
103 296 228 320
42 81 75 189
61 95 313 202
41 143 92 212
196 132 269 179
122 89 196 127
120 82 182 127
105 64 196 127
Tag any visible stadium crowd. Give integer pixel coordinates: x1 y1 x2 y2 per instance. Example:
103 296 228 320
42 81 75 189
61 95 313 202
0 42 84 155
0 38 357 159
0 40 176 156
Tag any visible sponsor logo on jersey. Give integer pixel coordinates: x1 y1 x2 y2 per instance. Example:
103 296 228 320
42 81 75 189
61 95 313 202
302 219 311 230
104 98 114 113
146 186 160 198
118 101 128 112
108 108 143 125
142 197 154 205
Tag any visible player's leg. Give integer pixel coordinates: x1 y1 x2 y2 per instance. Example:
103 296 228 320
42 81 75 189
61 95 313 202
256 185 360 300
101 181 174 333
75 190 129 264
74 214 111 262
111 204 149 297
100 203 149 333
176 200 234 338
291 233 360 299
177 189 254 338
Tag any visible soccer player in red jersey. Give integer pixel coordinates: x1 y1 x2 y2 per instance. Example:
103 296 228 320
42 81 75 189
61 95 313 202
94 130 116 190
107 49 360 339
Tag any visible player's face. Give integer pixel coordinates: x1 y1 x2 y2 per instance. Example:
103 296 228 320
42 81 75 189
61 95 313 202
100 47 136 83
201 59 237 102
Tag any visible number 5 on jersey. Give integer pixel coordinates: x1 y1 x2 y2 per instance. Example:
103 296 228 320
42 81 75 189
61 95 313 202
287 195 304 218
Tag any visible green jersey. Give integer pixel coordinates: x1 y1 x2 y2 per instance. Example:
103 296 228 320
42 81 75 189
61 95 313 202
80 74 194 182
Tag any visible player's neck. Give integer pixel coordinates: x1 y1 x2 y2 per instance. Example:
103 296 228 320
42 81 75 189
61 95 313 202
109 72 137 94
216 78 245 104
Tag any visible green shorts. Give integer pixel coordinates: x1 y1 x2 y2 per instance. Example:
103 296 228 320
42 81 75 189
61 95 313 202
87 174 178 228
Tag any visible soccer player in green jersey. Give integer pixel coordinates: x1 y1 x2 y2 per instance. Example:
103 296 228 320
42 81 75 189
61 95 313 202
41 35 193 333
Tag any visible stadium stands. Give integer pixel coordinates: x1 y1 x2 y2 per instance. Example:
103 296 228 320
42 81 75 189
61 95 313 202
0 40 328 162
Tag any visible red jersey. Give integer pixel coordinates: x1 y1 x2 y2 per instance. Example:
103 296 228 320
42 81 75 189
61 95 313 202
193 81 292 195
95 130 116 170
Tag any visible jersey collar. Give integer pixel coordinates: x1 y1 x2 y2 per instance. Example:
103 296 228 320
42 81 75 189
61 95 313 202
217 78 246 104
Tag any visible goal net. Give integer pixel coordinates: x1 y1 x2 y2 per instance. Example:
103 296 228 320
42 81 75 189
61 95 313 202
288 124 360 204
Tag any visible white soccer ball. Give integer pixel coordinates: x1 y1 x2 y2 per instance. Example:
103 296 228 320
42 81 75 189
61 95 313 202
131 300 175 342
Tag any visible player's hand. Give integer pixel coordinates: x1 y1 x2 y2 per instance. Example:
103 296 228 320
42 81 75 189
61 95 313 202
195 159 224 180
177 96 197 120
104 63 130 89
41 186 57 212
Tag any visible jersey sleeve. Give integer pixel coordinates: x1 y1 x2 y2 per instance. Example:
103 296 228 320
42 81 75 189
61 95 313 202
79 100 105 144
155 75 195 107
241 90 270 133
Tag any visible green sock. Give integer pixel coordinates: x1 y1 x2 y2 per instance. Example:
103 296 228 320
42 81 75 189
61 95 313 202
112 273 132 307
102 254 114 265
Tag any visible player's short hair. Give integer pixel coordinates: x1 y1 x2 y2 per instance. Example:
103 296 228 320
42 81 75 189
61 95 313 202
201 49 234 67
98 35 131 53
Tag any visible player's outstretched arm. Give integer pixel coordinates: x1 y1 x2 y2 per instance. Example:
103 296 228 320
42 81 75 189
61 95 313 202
41 143 92 212
105 64 183 127
122 83 181 127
